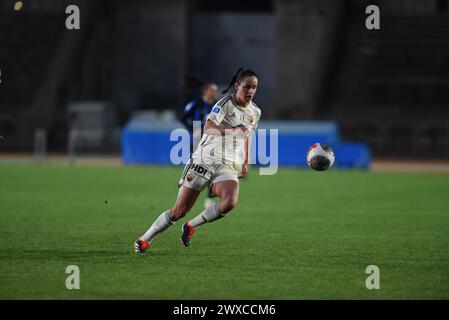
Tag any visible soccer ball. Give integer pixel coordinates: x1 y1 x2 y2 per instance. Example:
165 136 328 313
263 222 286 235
306 143 335 171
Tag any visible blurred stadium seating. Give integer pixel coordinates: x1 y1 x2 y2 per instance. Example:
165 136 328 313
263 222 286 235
0 0 448 162
326 1 449 158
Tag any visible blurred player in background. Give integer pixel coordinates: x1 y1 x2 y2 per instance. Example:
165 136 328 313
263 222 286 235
179 82 218 208
134 68 261 254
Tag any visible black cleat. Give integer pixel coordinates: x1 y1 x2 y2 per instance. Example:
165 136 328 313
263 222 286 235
134 239 150 254
180 222 196 247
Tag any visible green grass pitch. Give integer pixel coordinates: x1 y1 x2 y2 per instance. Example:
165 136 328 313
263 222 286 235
0 164 448 299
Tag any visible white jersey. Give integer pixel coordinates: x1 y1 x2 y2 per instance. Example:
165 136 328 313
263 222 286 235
192 95 261 165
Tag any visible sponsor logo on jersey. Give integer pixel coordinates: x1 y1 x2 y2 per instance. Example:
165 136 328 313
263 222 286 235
190 164 209 176
212 107 220 113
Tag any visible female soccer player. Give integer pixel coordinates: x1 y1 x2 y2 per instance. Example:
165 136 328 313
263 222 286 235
134 68 261 253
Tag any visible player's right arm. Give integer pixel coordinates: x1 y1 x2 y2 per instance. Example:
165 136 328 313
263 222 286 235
204 119 247 136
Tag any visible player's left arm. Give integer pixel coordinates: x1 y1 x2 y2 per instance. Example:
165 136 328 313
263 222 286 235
241 135 250 177
242 108 261 177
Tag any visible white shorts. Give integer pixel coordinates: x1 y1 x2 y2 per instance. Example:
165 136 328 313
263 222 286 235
178 159 241 192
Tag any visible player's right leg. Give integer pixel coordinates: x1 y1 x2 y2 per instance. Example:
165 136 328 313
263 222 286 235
134 185 200 253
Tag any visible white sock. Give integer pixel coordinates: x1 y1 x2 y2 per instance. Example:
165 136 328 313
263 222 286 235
140 209 175 243
189 202 223 228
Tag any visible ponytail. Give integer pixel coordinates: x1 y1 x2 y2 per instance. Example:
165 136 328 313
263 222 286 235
222 68 244 94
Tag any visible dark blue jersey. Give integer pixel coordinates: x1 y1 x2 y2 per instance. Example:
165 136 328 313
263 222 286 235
179 98 214 133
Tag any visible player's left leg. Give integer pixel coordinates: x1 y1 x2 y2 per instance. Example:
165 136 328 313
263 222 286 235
135 185 200 253
211 180 239 214
181 180 239 246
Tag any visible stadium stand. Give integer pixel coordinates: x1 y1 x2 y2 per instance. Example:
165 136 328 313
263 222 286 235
327 1 449 158
0 10 64 149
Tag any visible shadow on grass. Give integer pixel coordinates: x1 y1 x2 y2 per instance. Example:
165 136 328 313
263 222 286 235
0 248 171 261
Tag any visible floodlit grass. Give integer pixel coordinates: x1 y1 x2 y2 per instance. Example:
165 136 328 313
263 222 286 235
0 164 448 299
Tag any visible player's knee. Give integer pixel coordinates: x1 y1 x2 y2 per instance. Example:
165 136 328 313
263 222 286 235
220 196 238 214
171 204 188 221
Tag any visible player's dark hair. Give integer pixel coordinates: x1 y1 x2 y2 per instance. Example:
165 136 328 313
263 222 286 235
222 68 258 94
